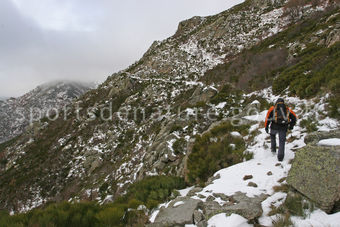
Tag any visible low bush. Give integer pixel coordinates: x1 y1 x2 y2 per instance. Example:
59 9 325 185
173 138 187 155
186 121 250 185
299 118 317 133
0 176 186 227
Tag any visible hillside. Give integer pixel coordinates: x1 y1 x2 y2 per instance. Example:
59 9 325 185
0 0 339 226
0 81 94 143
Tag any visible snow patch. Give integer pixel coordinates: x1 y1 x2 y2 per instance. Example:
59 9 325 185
318 138 340 146
208 213 252 227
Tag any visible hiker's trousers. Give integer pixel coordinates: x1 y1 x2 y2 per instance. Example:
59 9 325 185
270 128 287 161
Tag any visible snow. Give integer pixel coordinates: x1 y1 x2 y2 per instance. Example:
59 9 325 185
231 131 242 137
318 138 340 146
291 209 340 227
185 87 340 225
259 192 287 226
173 201 185 207
149 210 160 223
215 102 227 109
243 111 267 122
186 108 197 116
208 213 252 227
318 117 339 132
149 86 339 225
178 186 194 197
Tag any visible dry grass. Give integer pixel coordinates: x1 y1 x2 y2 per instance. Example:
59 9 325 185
273 184 290 193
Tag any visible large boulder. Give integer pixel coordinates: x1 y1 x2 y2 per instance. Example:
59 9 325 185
149 197 202 227
304 130 340 145
201 192 267 221
222 192 267 220
287 142 340 212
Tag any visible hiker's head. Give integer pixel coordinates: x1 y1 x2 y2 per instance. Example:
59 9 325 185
276 98 284 104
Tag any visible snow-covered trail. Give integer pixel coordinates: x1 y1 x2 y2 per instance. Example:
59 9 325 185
193 88 308 200
201 88 340 227
150 88 340 227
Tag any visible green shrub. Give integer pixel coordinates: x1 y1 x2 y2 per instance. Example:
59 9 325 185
299 118 317 133
187 121 250 185
170 125 183 133
96 206 124 227
127 176 186 209
173 138 187 155
273 42 340 98
283 193 304 217
0 176 185 227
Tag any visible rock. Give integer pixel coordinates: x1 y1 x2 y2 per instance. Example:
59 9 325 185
187 187 203 197
243 175 253 180
206 195 216 202
287 144 340 212
152 197 202 226
200 192 267 221
304 130 340 145
267 171 273 176
198 194 206 199
205 174 221 186
326 28 340 47
213 193 230 201
188 87 217 106
89 158 102 173
193 210 204 224
223 192 268 220
174 16 204 37
196 220 208 227
247 182 258 188
201 200 224 219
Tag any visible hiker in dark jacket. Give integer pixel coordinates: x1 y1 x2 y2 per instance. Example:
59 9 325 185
264 98 297 161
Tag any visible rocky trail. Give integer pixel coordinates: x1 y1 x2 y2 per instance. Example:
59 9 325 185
148 88 340 227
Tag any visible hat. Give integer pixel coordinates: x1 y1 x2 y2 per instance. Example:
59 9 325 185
276 98 284 104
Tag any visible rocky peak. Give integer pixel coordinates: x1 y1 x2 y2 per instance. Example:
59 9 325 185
174 16 205 38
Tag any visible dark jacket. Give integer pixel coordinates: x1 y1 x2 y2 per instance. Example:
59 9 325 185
265 105 297 131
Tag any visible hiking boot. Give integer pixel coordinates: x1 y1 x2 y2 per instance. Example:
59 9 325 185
271 148 276 153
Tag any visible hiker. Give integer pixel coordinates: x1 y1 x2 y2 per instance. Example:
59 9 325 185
264 98 297 161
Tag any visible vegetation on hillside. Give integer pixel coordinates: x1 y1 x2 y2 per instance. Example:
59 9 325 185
187 121 252 185
0 176 185 227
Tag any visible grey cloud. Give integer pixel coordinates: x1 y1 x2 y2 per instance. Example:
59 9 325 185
0 0 243 97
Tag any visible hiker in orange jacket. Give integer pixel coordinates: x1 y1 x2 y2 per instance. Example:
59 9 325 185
264 98 297 161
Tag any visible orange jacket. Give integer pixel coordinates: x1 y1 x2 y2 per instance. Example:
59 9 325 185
265 105 297 129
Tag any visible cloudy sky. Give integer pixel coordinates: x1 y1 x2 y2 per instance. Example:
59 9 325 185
0 0 243 97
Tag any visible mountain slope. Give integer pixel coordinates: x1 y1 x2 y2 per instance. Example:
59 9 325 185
0 0 339 219
0 81 94 143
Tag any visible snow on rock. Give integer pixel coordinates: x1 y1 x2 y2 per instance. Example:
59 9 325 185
243 110 267 122
291 209 340 227
318 138 340 146
318 117 339 132
173 201 185 207
178 186 195 197
231 131 242 137
215 102 227 109
208 213 252 227
259 192 287 226
149 210 160 223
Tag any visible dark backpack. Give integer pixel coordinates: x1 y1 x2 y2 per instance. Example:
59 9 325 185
274 102 290 125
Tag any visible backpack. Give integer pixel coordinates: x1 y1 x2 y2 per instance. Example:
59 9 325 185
274 102 290 125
